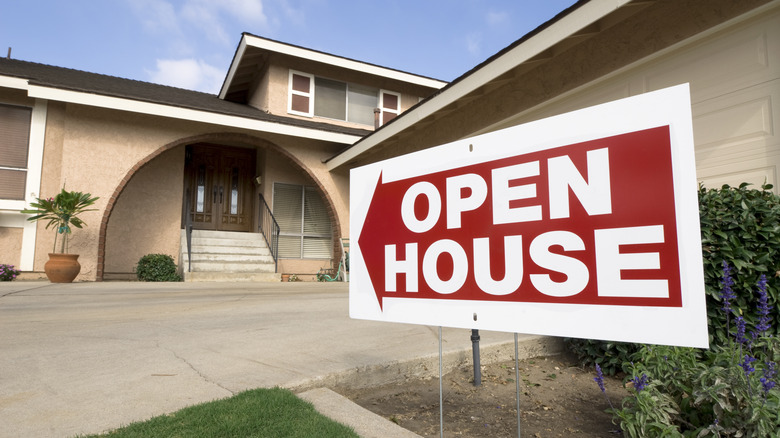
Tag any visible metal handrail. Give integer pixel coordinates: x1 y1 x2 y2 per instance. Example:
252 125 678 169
185 187 193 272
258 193 280 273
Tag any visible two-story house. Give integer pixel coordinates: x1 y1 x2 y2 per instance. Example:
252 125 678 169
2 0 778 283
0 34 445 281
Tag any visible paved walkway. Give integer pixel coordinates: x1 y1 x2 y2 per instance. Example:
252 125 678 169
0 281 560 437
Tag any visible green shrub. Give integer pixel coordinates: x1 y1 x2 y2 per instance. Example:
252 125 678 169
604 271 780 436
0 264 21 281
136 254 181 282
567 183 780 372
700 183 780 346
566 339 639 376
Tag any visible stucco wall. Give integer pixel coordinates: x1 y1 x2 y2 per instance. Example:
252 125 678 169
24 97 352 280
258 61 432 131
0 227 22 267
32 105 201 280
103 146 185 279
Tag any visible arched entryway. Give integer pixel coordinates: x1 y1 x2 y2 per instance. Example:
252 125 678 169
97 133 344 281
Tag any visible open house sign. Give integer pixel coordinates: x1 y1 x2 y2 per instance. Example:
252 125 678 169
350 84 708 348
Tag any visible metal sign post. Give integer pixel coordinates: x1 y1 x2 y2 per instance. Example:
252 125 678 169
439 327 444 438
471 329 481 387
515 333 521 438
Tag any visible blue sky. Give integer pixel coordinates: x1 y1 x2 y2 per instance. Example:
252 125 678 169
1 0 577 94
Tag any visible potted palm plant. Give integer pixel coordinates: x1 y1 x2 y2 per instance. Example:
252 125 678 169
21 188 99 283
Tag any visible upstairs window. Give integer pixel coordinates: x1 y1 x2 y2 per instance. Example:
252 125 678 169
288 70 400 127
0 104 32 200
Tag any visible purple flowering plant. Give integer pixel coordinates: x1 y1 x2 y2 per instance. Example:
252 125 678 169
599 263 779 437
593 364 614 410
0 264 21 282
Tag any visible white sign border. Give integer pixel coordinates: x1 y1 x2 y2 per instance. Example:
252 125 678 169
350 84 708 348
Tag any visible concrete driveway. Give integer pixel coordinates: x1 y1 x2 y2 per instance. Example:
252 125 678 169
0 281 558 437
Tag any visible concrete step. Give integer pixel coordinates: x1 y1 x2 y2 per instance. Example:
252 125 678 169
187 237 269 248
188 229 263 240
189 260 277 273
183 253 275 263
183 271 281 282
187 245 271 256
180 229 278 281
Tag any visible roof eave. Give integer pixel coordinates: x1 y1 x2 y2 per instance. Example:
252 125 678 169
219 34 449 101
18 80 363 144
218 35 249 100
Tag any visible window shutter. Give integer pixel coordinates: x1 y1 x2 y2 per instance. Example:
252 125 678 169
288 71 313 116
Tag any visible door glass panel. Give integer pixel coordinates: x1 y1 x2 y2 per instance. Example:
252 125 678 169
196 165 205 213
230 167 239 215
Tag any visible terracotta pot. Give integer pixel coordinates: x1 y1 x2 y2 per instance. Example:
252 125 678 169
44 253 81 283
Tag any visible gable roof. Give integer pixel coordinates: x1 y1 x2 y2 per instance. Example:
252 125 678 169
0 57 370 143
220 33 447 102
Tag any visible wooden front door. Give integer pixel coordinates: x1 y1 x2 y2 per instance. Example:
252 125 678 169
185 144 256 232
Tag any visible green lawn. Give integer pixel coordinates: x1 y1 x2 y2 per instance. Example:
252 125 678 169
77 387 359 438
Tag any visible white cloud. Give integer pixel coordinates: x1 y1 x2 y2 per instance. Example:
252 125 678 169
221 0 267 24
146 58 225 93
181 0 268 45
128 0 269 48
465 32 482 57
181 1 232 45
128 0 182 34
486 10 509 26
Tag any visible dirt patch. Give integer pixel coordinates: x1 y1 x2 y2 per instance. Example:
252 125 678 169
336 353 628 437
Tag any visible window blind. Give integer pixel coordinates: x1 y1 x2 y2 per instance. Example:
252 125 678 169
273 183 333 259
0 104 31 168
0 104 31 200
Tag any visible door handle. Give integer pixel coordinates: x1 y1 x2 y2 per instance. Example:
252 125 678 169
220 186 224 203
